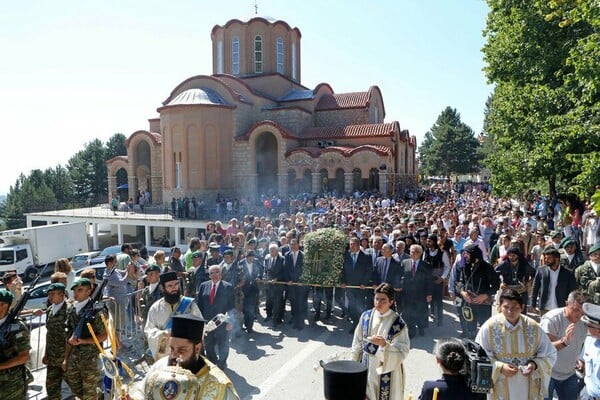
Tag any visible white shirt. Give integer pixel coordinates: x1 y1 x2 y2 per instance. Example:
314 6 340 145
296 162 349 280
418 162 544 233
51 300 66 316
544 268 560 310
74 298 90 314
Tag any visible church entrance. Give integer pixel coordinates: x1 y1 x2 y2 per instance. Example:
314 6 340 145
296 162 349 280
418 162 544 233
255 132 278 196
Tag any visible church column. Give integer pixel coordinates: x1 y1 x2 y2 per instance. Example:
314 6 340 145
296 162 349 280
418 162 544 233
311 172 321 195
277 173 288 199
344 172 353 195
92 223 99 250
108 176 117 203
379 172 389 195
248 173 259 203
174 226 181 247
144 225 151 248
127 176 137 203
117 223 124 244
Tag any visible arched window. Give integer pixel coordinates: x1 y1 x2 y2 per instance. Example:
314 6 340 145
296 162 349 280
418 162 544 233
254 35 263 73
217 40 223 74
276 37 284 74
232 36 240 75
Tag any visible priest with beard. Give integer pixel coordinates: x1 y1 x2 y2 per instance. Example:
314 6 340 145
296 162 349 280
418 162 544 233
144 272 204 361
136 314 239 400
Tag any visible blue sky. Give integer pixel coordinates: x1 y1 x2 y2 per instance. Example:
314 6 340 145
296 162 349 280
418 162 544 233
0 0 491 195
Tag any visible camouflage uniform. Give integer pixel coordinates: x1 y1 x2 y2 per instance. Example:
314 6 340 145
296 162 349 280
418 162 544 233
0 318 32 400
575 261 600 305
45 301 72 400
139 284 162 324
64 301 106 399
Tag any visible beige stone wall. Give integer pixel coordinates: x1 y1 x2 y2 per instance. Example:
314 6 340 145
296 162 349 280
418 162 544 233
160 105 234 198
314 108 369 127
260 108 313 134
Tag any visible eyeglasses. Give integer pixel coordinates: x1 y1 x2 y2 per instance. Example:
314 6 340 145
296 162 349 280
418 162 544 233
209 271 221 275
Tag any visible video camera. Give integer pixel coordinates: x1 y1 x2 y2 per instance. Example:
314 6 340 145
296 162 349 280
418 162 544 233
462 339 494 394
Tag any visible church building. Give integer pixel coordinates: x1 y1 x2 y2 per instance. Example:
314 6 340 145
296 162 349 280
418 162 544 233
106 15 418 205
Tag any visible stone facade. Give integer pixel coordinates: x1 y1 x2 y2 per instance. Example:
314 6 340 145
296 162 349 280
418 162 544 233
106 15 418 206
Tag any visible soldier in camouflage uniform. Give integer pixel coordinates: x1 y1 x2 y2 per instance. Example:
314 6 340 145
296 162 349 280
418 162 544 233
220 249 245 332
0 289 32 400
63 278 107 399
139 264 163 324
42 283 71 400
186 251 207 298
575 244 600 305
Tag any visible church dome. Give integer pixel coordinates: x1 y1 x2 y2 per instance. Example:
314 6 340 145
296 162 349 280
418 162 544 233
166 88 228 106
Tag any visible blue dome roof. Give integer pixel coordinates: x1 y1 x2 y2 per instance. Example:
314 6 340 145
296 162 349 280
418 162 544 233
167 88 228 106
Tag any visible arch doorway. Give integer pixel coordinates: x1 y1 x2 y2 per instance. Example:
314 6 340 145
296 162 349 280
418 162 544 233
256 133 278 195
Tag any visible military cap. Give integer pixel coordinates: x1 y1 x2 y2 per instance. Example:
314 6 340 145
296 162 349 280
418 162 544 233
582 303 600 328
588 243 600 255
560 237 576 248
246 250 257 258
145 264 161 273
208 242 220 251
223 249 234 257
258 237 268 244
322 360 367 400
191 251 203 259
0 288 15 304
247 238 257 245
551 231 562 239
171 314 205 342
47 282 66 293
159 272 178 285
70 277 91 290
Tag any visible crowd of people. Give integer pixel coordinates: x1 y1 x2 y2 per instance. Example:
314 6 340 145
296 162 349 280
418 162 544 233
1 184 600 399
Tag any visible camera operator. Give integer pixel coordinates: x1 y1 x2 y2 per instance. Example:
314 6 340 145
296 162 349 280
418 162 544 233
418 338 485 400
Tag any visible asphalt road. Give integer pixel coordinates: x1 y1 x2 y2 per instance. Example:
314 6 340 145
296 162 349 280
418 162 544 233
27 300 464 399
224 301 461 400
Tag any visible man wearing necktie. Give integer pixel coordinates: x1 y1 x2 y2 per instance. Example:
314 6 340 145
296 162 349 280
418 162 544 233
284 239 306 330
374 244 403 312
341 237 374 333
197 265 235 369
401 244 433 338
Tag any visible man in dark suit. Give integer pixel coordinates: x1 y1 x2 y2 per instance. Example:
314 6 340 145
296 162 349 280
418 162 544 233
284 239 306 330
341 237 374 332
401 244 433 338
264 243 285 325
239 250 263 333
196 265 234 369
530 247 578 315
374 243 403 311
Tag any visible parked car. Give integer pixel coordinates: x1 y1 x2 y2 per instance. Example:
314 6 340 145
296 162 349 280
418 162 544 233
24 281 52 311
75 263 107 285
89 242 145 265
89 245 122 265
70 251 101 269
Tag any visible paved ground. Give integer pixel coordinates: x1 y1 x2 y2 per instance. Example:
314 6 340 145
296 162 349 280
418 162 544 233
26 299 468 399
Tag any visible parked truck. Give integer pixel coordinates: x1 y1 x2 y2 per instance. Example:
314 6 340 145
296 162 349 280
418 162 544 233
0 222 89 281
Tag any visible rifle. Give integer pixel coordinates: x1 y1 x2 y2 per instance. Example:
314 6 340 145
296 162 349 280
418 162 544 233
0 263 49 348
72 266 116 340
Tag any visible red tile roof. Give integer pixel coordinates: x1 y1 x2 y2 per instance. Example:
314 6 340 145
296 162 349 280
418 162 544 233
297 123 395 139
286 144 391 158
315 92 369 110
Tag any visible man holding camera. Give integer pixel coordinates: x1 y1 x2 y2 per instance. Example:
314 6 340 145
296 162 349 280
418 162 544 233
476 289 557 399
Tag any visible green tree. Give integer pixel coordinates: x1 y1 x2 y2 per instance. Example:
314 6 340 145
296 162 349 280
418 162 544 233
418 107 482 178
482 0 599 196
106 133 127 160
67 139 107 204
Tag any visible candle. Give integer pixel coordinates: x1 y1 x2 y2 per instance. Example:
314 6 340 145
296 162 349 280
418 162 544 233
432 387 439 400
